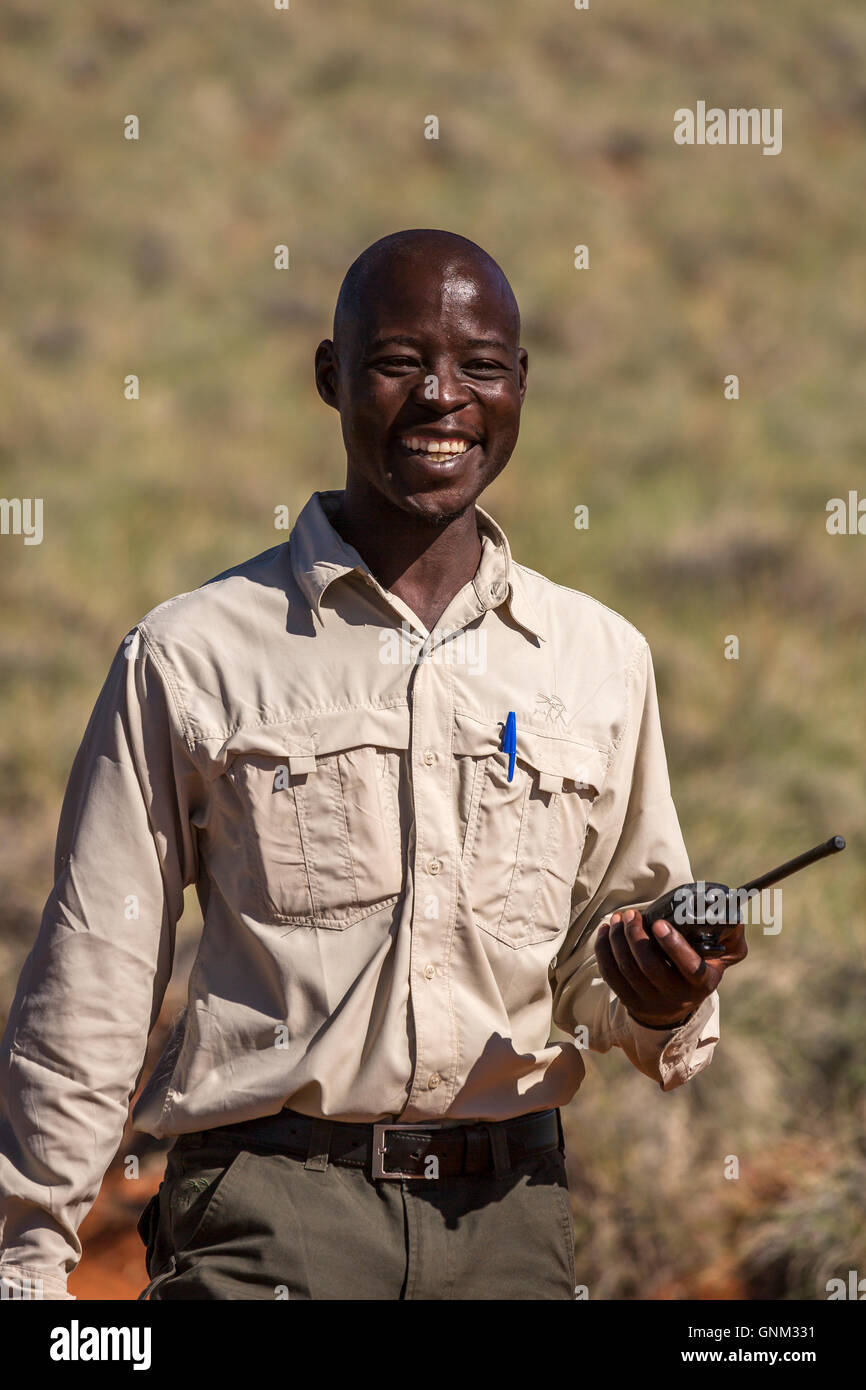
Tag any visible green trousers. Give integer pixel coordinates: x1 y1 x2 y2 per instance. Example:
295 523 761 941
137 1127 576 1300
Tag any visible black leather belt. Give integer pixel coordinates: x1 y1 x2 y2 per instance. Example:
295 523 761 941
180 1106 563 1181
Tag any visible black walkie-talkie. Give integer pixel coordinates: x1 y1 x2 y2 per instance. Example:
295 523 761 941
641 835 846 957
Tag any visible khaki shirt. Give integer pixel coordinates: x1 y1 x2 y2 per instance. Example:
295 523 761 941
0 489 719 1298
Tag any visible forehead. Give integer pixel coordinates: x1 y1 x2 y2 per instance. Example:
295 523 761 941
357 255 517 342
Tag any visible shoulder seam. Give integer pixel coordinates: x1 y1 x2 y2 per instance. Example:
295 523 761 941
610 630 649 759
137 624 196 755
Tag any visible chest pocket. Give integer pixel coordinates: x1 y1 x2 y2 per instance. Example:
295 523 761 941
224 709 409 929
454 712 609 949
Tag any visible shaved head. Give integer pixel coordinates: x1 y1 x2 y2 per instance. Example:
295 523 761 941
333 229 520 354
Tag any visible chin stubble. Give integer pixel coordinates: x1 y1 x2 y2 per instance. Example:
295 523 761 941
428 503 473 527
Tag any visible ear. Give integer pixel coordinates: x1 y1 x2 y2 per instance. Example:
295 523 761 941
314 340 340 409
517 347 528 403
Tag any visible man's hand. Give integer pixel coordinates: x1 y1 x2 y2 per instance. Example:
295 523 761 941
595 908 748 1029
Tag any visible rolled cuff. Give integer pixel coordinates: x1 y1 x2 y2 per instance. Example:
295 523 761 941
615 991 720 1091
0 1261 75 1300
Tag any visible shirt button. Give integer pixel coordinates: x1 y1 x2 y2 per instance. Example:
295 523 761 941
423 748 437 765
427 857 442 875
427 1072 442 1090
423 963 436 980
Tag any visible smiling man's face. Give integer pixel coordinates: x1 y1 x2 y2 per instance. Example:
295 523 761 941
315 232 528 524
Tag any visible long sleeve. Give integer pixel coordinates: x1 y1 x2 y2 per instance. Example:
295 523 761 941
551 634 720 1090
0 625 201 1299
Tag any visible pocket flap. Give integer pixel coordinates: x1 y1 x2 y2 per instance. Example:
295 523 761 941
215 703 411 770
452 710 609 795
312 704 411 758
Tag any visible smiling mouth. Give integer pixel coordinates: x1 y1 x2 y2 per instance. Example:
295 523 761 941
397 436 479 458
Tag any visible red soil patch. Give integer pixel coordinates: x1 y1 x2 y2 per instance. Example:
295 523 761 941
67 1166 162 1301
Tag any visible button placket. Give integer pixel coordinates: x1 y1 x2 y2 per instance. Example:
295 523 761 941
404 654 459 1116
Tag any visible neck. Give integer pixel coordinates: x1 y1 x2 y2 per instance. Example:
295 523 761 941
329 476 483 632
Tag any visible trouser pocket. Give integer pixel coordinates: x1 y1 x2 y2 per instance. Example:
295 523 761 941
136 1187 173 1299
135 1139 249 1299
136 1190 162 1274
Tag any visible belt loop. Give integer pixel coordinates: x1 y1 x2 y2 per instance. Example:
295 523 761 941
555 1108 565 1153
304 1118 333 1173
485 1121 511 1179
465 1126 485 1176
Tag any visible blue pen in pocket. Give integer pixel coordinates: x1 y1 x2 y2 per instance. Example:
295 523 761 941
501 711 517 782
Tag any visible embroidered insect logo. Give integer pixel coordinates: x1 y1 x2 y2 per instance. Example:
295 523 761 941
535 692 567 726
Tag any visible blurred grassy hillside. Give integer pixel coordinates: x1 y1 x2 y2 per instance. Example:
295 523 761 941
1 0 864 1298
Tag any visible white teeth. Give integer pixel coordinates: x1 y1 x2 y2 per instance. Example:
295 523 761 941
403 437 470 455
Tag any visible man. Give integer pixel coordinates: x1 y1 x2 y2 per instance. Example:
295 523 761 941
0 229 746 1301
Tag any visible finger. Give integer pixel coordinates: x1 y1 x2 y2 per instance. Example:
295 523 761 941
624 911 683 991
595 924 650 1016
607 912 664 1001
649 919 722 992
717 923 749 965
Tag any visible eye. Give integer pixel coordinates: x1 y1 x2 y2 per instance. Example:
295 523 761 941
372 356 422 372
465 359 506 373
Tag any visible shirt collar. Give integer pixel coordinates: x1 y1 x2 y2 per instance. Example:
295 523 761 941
288 490 546 645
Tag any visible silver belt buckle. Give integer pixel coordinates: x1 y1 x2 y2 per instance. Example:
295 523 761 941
372 1122 437 1180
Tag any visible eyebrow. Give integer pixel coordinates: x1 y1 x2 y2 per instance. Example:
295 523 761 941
465 337 511 352
366 335 512 353
366 336 424 352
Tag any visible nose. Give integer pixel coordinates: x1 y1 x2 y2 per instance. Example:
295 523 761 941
410 358 475 413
